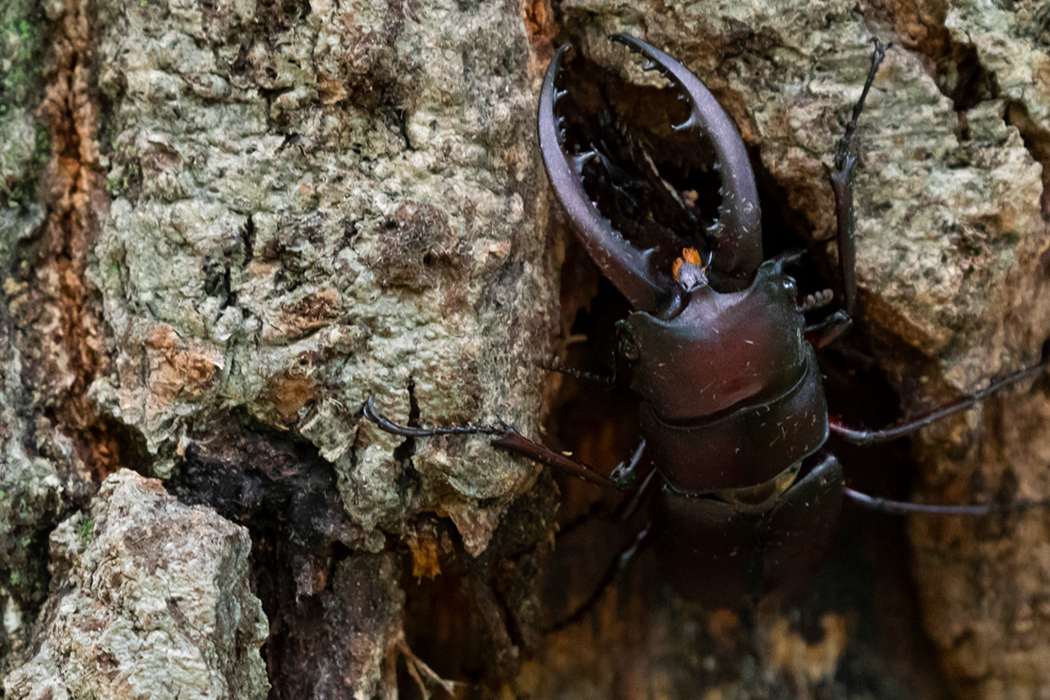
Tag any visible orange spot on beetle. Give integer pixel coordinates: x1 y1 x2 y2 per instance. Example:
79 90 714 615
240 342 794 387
672 248 704 283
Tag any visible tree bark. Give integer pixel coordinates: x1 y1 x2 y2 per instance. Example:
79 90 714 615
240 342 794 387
1 0 1048 698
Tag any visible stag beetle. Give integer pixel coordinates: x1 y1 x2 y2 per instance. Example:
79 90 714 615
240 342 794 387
364 35 1049 610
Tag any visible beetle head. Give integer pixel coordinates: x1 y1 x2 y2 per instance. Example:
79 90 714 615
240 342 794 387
616 258 807 421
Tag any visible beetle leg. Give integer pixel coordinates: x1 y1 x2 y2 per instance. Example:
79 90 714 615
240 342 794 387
493 429 625 489
830 38 887 315
845 487 1050 516
557 457 658 539
362 396 505 438
804 309 853 349
609 34 763 292
829 358 1050 445
546 526 652 633
830 164 857 316
362 397 625 489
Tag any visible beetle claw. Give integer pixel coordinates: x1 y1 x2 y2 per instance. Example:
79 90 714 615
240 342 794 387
671 114 699 132
538 43 671 311
540 35 764 310
607 34 763 292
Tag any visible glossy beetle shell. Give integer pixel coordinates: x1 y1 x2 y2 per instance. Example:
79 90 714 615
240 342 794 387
539 35 839 606
620 260 807 420
650 456 843 606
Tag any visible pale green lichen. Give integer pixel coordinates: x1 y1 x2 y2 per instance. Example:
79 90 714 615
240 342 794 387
74 518 93 548
0 0 48 209
4 471 270 700
88 0 554 549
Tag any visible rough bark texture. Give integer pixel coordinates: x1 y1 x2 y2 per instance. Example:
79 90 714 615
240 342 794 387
1 0 1048 697
4 470 270 700
3 0 557 695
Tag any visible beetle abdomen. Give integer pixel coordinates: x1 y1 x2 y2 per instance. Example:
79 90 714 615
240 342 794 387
650 453 842 607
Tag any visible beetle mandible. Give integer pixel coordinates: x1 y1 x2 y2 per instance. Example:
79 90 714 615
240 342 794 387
364 35 1050 610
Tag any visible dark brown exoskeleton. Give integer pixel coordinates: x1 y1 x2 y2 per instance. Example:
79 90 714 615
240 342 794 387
364 35 1049 613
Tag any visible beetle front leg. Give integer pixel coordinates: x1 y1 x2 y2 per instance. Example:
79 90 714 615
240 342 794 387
830 156 858 316
362 397 635 490
804 310 853 349
546 525 652 632
491 429 629 489
830 38 887 316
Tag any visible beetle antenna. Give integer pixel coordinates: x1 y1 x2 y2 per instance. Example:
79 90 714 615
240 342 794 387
540 358 616 386
799 288 834 313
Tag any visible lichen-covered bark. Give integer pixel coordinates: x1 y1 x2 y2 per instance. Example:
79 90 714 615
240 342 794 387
89 0 555 539
2 0 1048 697
4 0 557 695
0 0 73 686
871 5 1050 699
0 436 64 691
3 470 269 700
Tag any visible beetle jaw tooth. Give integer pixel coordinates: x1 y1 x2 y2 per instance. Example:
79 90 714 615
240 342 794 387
672 114 699 132
572 151 597 171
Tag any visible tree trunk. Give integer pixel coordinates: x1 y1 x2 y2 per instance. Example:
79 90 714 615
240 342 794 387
1 0 1048 698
